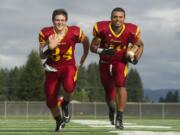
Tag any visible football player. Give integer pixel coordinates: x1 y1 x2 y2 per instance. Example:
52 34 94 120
38 9 89 131
90 7 144 129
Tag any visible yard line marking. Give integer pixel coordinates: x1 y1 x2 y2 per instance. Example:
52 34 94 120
0 127 99 130
110 131 180 135
72 120 172 129
0 131 112 134
93 125 171 128
72 120 134 125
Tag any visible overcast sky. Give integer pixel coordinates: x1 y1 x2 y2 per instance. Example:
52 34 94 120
0 0 180 89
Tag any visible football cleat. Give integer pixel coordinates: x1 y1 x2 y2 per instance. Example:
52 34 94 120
63 115 71 123
55 119 65 132
62 104 71 123
109 110 115 125
115 117 124 130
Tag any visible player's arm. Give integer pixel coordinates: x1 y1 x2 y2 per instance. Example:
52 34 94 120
126 39 144 65
90 23 115 55
91 34 115 56
126 26 144 64
90 36 101 53
134 38 144 60
39 45 50 59
38 32 50 59
90 36 115 55
79 33 90 66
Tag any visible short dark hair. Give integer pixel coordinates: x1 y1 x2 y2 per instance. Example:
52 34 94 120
111 7 126 18
52 9 68 21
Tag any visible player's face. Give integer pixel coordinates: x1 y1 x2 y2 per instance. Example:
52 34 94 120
53 14 67 31
111 11 125 28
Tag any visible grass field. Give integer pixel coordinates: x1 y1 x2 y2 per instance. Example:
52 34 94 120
0 118 180 135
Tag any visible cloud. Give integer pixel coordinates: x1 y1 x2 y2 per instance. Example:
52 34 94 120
175 31 180 39
0 54 26 68
145 8 180 27
0 0 180 89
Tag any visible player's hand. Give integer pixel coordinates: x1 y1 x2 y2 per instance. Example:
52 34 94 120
101 48 115 55
127 56 138 65
48 34 59 50
131 59 138 65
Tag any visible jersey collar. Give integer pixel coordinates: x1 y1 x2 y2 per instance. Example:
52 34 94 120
53 26 68 42
109 23 125 38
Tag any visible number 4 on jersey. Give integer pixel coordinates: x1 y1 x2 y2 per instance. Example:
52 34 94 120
63 46 72 60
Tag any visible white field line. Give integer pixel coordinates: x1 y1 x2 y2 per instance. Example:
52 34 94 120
72 120 172 129
0 132 111 134
0 127 96 130
0 120 53 124
110 131 180 135
72 120 179 135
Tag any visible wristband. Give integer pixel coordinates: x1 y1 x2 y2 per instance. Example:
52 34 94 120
97 48 103 54
41 45 49 53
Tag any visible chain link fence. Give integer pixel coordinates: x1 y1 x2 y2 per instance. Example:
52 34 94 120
0 102 179 119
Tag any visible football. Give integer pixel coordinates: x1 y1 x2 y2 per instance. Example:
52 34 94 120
126 43 139 62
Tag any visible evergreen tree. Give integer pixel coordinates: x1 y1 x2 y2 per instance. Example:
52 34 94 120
166 91 174 102
6 68 17 100
73 66 89 101
126 68 144 102
174 91 179 102
16 50 44 101
5 66 23 100
0 68 9 100
86 63 104 102
76 66 88 90
0 59 145 102
159 97 165 102
159 90 179 102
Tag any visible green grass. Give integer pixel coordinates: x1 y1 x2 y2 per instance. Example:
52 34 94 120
0 118 180 135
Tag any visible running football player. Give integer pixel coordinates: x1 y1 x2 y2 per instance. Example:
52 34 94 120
90 7 144 129
38 9 89 131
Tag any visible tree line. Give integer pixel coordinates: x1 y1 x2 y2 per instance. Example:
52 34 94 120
159 91 179 102
1 50 144 102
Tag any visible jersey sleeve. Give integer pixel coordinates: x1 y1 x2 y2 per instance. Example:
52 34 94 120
72 26 85 43
129 25 141 44
38 30 47 47
93 23 101 38
93 21 109 38
79 28 86 43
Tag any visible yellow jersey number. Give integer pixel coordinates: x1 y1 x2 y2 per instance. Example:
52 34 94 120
109 44 127 51
50 46 73 61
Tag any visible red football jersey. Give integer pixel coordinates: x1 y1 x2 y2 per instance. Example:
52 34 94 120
93 21 141 63
39 26 83 69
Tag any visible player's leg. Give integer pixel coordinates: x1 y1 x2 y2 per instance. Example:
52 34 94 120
107 99 116 125
99 63 116 125
44 71 65 131
115 87 127 129
61 92 73 123
57 96 64 115
113 62 128 129
62 65 77 123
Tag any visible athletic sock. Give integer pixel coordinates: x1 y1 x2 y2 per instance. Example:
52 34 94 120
116 111 123 120
54 115 61 122
62 100 70 116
